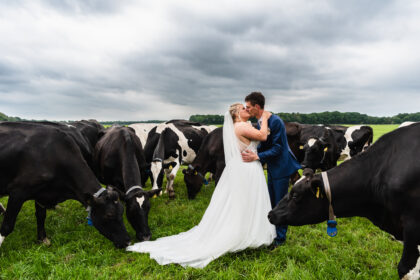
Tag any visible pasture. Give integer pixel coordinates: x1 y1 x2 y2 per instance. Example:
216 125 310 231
0 125 403 279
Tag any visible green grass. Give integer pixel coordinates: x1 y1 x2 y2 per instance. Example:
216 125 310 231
0 125 402 279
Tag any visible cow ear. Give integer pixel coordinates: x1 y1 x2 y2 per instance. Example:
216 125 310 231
310 176 324 198
108 186 125 201
147 188 162 197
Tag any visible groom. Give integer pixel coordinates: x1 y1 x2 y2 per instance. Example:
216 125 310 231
242 92 301 247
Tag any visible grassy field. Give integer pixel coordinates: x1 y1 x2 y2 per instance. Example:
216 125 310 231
0 125 403 279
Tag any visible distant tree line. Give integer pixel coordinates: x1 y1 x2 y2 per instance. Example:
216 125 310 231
190 111 420 125
0 112 22 122
3 111 420 125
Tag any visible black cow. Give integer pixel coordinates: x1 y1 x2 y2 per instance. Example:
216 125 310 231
268 123 420 279
183 122 303 199
93 125 160 241
146 120 215 198
183 127 224 199
0 122 130 248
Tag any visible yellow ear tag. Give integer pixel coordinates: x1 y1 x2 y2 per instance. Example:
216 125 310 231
324 147 328 152
299 145 304 150
316 187 320 198
194 171 198 175
169 165 173 170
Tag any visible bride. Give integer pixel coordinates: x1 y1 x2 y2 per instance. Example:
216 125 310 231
127 103 276 268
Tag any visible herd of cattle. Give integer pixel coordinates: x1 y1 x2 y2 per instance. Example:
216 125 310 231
0 118 419 279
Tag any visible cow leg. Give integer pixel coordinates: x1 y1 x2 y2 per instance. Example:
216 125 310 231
167 165 180 199
163 169 171 194
35 201 50 245
0 196 24 247
0 203 5 215
399 224 420 279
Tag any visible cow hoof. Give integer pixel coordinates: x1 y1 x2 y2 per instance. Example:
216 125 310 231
40 238 51 246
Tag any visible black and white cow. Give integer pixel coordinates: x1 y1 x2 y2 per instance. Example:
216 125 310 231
299 125 373 171
93 125 160 241
128 123 160 148
183 122 303 199
146 120 216 198
0 122 130 248
340 125 373 160
268 123 420 279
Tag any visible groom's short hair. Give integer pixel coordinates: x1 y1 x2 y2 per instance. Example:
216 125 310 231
245 92 265 109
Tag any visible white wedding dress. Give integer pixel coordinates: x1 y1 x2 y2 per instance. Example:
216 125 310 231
126 112 276 268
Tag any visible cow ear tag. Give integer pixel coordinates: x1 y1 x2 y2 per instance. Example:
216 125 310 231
152 194 157 198
299 145 304 150
324 147 328 152
194 171 198 175
316 187 320 198
169 165 173 170
327 220 337 237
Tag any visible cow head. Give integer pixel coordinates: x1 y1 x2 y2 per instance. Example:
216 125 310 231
182 165 205 199
268 169 329 226
85 187 130 248
123 187 162 242
301 135 330 171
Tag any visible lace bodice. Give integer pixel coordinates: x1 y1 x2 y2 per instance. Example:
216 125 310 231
238 139 259 153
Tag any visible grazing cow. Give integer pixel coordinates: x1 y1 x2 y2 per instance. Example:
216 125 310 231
299 125 373 171
183 127 224 199
147 120 215 198
268 123 420 279
0 122 130 248
128 123 160 148
33 120 105 170
184 122 303 199
93 125 160 241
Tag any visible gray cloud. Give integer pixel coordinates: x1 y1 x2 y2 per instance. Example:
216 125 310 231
0 0 419 120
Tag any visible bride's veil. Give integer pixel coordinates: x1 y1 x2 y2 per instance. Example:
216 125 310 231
223 111 241 164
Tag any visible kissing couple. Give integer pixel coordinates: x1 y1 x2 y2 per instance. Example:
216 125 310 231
127 91 301 268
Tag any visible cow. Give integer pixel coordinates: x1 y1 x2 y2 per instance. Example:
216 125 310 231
31 120 105 170
340 125 373 160
0 122 130 248
299 125 373 171
93 125 160 241
146 120 215 198
183 127 224 199
128 123 160 148
183 121 303 199
268 123 420 279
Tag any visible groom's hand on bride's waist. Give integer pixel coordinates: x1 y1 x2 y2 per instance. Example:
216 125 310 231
241 150 259 162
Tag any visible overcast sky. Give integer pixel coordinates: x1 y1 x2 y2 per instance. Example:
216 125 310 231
1 0 419 121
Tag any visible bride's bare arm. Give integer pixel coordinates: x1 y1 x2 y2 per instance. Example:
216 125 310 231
236 111 271 142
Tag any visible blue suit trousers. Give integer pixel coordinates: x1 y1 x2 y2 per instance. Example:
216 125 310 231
267 173 289 242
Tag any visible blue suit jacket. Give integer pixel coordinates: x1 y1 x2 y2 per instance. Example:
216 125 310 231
257 115 301 179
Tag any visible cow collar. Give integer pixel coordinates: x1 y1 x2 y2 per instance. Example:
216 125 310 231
86 187 107 226
125 185 143 196
321 172 337 237
188 164 208 185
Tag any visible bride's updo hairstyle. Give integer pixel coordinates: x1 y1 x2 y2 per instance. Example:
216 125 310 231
229 103 243 122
